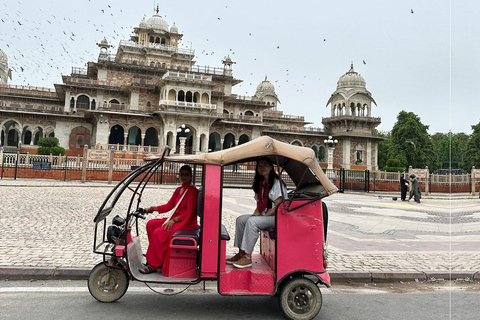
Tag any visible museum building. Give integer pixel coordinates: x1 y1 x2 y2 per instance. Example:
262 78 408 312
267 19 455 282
0 7 382 170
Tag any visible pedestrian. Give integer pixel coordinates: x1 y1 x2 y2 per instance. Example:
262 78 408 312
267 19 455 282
226 157 287 269
139 165 198 275
407 174 421 203
400 174 408 201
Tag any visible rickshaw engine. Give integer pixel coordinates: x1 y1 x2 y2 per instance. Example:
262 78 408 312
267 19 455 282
107 215 125 243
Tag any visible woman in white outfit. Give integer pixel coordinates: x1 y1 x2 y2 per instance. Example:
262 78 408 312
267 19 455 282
227 157 287 269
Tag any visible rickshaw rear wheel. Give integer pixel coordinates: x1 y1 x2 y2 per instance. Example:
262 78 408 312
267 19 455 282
279 277 322 320
88 262 129 303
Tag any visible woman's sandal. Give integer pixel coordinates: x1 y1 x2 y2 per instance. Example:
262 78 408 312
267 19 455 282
139 265 157 274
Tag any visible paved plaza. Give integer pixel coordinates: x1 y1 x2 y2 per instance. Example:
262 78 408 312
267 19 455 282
0 179 479 275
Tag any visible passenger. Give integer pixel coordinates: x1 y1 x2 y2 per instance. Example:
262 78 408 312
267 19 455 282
139 165 198 275
227 157 287 269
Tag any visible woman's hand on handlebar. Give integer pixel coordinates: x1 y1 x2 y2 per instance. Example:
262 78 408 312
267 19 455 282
146 206 155 214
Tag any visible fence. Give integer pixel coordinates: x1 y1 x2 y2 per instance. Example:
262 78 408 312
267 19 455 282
1 152 477 193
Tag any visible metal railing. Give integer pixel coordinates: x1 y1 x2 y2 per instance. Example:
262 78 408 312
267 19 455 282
159 100 216 110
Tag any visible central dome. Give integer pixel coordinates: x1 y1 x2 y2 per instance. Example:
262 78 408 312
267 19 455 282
146 14 169 32
337 63 366 88
255 76 275 95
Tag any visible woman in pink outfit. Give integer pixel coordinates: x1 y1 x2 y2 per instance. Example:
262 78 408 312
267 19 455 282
139 165 198 275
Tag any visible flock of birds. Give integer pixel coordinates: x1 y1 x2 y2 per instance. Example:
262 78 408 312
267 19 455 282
0 1 415 102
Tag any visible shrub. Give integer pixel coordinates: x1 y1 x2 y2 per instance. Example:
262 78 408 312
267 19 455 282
37 137 65 156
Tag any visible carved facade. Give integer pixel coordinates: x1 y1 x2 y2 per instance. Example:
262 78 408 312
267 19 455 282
0 7 381 169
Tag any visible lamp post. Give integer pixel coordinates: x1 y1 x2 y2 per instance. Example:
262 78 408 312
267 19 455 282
176 124 190 155
323 135 338 178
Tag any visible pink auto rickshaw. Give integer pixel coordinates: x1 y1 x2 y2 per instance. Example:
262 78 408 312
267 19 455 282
88 136 337 320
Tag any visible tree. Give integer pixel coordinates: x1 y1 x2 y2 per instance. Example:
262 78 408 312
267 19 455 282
431 132 469 171
462 122 480 171
388 111 439 171
37 137 65 156
376 131 391 170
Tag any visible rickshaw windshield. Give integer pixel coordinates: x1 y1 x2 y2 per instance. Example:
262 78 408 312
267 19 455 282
93 148 170 223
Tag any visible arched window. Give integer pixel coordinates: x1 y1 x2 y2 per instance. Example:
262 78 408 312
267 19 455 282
91 99 96 110
178 90 185 101
223 109 230 114
318 146 325 162
350 103 355 116
201 93 209 104
312 146 318 159
186 91 193 102
76 95 90 109
7 129 19 147
245 110 254 116
70 97 75 109
161 38 166 45
155 37 160 43
146 101 152 109
33 128 43 145
149 36 154 43
161 63 166 68
193 92 200 103
291 140 302 146
168 89 176 100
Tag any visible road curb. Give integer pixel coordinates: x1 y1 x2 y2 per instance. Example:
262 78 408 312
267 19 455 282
1 267 477 282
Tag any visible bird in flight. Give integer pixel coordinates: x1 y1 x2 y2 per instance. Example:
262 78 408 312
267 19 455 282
411 9 414 13
363 60 366 65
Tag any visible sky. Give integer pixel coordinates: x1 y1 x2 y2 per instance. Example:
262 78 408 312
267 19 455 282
0 0 478 134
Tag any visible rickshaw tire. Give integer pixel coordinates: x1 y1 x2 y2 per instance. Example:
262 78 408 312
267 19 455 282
88 262 129 303
279 277 322 320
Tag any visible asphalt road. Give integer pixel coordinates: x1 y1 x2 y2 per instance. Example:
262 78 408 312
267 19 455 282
0 281 478 320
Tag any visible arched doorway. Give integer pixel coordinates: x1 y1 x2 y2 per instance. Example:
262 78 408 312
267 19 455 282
239 134 249 145
127 126 141 145
69 127 91 152
175 125 193 154
33 128 44 145
108 125 124 145
208 132 221 152
291 140 302 146
7 129 19 147
144 127 158 146
223 133 235 149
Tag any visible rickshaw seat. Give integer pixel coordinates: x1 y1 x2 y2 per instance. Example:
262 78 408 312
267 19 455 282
171 229 199 246
263 226 276 240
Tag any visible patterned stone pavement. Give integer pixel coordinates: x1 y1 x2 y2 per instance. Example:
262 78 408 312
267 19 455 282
0 179 479 273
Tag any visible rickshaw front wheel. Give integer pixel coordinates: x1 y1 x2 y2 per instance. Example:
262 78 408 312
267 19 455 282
88 262 129 303
279 277 322 320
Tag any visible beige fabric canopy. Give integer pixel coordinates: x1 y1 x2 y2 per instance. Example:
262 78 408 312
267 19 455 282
146 136 338 197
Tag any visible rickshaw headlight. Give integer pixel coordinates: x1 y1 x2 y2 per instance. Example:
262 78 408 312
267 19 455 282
107 225 121 243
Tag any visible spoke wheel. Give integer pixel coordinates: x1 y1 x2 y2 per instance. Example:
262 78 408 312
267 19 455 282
88 262 129 303
280 277 322 320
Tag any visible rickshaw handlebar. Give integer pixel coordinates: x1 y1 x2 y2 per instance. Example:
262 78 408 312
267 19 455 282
131 208 147 220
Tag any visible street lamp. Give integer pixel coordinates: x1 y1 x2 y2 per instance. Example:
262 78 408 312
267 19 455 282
176 124 190 155
323 135 338 178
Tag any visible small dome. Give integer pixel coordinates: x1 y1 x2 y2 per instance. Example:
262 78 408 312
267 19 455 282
224 55 232 64
337 63 366 88
100 38 109 46
170 23 178 33
256 76 275 95
146 14 169 32
139 18 148 28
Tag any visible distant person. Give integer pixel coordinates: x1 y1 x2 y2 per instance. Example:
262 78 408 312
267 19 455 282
408 174 421 203
400 175 408 201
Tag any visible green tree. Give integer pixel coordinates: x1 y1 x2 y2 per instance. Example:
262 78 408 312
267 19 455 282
37 137 65 156
376 131 391 170
462 122 480 171
430 132 469 171
388 111 439 171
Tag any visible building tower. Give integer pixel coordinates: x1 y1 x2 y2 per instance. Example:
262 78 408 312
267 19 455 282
0 49 12 85
322 63 381 169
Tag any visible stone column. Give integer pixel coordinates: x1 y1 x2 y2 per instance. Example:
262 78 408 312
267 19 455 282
179 137 186 155
123 133 128 151
472 167 476 195
366 141 372 170
425 166 429 194
195 136 200 154
81 144 88 183
172 132 178 154
141 134 145 147
220 139 224 150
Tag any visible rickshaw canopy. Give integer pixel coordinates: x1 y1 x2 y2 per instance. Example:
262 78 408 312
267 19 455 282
146 136 338 197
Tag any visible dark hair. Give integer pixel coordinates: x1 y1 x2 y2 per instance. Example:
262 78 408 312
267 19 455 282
252 157 280 192
179 165 192 176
